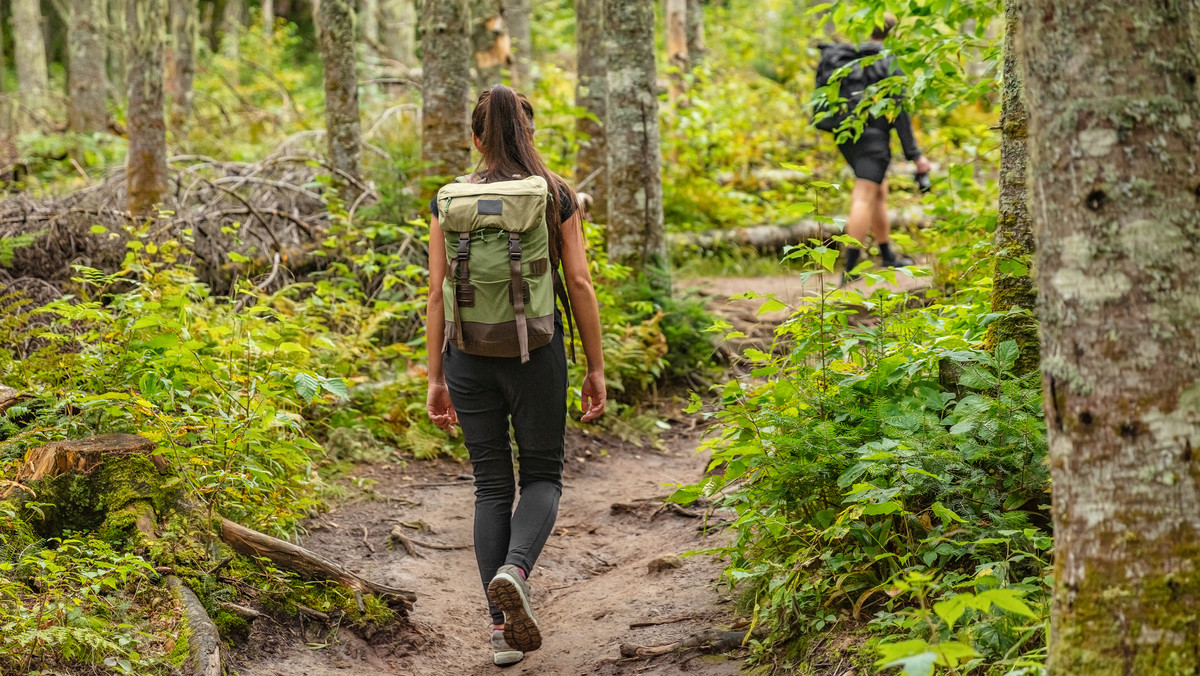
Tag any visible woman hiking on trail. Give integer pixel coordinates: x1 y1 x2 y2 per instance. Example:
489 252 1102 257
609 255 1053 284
424 84 607 667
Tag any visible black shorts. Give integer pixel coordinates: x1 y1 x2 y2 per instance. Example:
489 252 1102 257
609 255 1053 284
837 128 891 184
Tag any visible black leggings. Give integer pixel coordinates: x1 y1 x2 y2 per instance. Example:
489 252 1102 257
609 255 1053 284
443 328 567 625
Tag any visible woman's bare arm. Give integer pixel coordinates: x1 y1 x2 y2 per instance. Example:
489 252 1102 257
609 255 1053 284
558 212 606 421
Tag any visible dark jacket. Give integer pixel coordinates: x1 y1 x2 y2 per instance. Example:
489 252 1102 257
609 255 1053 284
855 42 921 161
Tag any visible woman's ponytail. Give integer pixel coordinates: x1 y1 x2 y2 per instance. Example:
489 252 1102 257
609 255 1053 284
470 84 577 263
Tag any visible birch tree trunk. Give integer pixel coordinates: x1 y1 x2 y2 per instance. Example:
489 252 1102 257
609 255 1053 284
317 0 364 202
107 0 127 95
262 0 275 36
358 0 379 51
685 0 705 65
166 0 198 127
469 0 509 93
68 0 109 133
664 0 687 98
379 0 416 67
12 0 49 106
575 0 606 224
1018 1 1200 672
125 0 169 216
984 0 1036 375
421 0 471 179
605 0 667 292
503 0 531 88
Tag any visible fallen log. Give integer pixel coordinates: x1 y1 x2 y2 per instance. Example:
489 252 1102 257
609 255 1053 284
668 206 933 255
0 386 28 414
167 576 223 676
219 517 416 610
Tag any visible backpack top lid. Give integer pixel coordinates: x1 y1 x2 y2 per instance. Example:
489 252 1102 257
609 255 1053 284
435 174 549 235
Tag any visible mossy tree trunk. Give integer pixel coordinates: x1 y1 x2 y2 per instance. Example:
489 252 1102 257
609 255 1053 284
358 0 379 51
604 0 667 292
318 0 364 202
575 0 606 224
379 0 416 67
468 0 508 93
68 0 109 133
166 0 198 128
685 0 705 65
222 0 243 60
107 0 127 96
421 0 471 181
126 0 169 217
1018 1 1200 672
503 0 531 88
12 0 49 107
984 0 1037 375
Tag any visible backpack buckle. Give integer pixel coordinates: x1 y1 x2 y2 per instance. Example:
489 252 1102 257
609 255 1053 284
508 234 522 260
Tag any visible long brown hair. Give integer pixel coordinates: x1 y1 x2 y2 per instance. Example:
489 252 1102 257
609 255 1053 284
470 84 577 264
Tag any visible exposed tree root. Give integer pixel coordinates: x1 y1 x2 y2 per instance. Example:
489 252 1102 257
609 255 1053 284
619 628 751 659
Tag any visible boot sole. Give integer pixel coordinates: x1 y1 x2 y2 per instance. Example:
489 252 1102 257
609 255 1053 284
488 572 542 652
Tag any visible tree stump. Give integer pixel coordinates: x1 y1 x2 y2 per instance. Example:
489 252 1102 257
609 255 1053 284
8 433 177 541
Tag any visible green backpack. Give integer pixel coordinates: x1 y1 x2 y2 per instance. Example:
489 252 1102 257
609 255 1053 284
437 175 561 363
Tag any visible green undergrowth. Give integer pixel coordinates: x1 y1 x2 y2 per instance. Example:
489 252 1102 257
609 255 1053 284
676 233 1049 675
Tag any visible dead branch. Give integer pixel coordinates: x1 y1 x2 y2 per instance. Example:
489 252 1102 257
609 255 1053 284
218 517 416 610
389 525 470 552
619 628 750 659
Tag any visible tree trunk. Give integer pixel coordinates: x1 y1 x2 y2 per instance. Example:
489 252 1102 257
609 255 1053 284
469 0 508 93
166 0 198 127
1018 1 1200 673
984 0 1037 376
503 0 531 88
262 0 275 35
358 0 378 51
318 0 364 202
664 0 687 98
12 0 49 106
126 0 169 216
378 0 416 67
421 0 471 180
575 0 606 224
68 0 109 133
107 0 127 96
685 0 705 65
222 0 243 60
0 5 6 94
605 0 667 292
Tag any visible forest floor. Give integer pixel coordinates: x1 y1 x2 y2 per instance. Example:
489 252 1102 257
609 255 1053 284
227 271 928 676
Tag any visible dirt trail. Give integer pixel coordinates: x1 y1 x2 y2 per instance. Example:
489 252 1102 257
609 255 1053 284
231 429 743 675
230 272 929 675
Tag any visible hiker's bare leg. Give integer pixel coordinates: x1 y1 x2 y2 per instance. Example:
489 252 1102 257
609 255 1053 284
845 178 879 250
870 179 890 244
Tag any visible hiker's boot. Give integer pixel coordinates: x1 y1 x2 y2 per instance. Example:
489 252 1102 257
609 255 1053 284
882 253 915 268
491 628 524 667
488 565 542 652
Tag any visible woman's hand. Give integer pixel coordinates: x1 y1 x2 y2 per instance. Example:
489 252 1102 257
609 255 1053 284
427 382 458 432
580 369 607 422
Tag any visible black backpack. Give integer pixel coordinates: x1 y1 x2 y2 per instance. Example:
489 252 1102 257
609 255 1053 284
812 43 892 133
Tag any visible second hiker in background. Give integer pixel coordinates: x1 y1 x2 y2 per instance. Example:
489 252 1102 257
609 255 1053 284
813 13 933 285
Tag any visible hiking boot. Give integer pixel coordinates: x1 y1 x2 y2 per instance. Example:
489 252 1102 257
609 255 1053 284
488 565 542 652
491 629 524 667
882 253 915 268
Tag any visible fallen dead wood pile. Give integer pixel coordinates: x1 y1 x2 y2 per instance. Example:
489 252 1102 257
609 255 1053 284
0 141 374 293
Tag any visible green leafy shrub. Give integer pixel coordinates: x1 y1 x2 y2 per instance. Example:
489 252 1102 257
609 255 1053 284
677 242 1049 674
